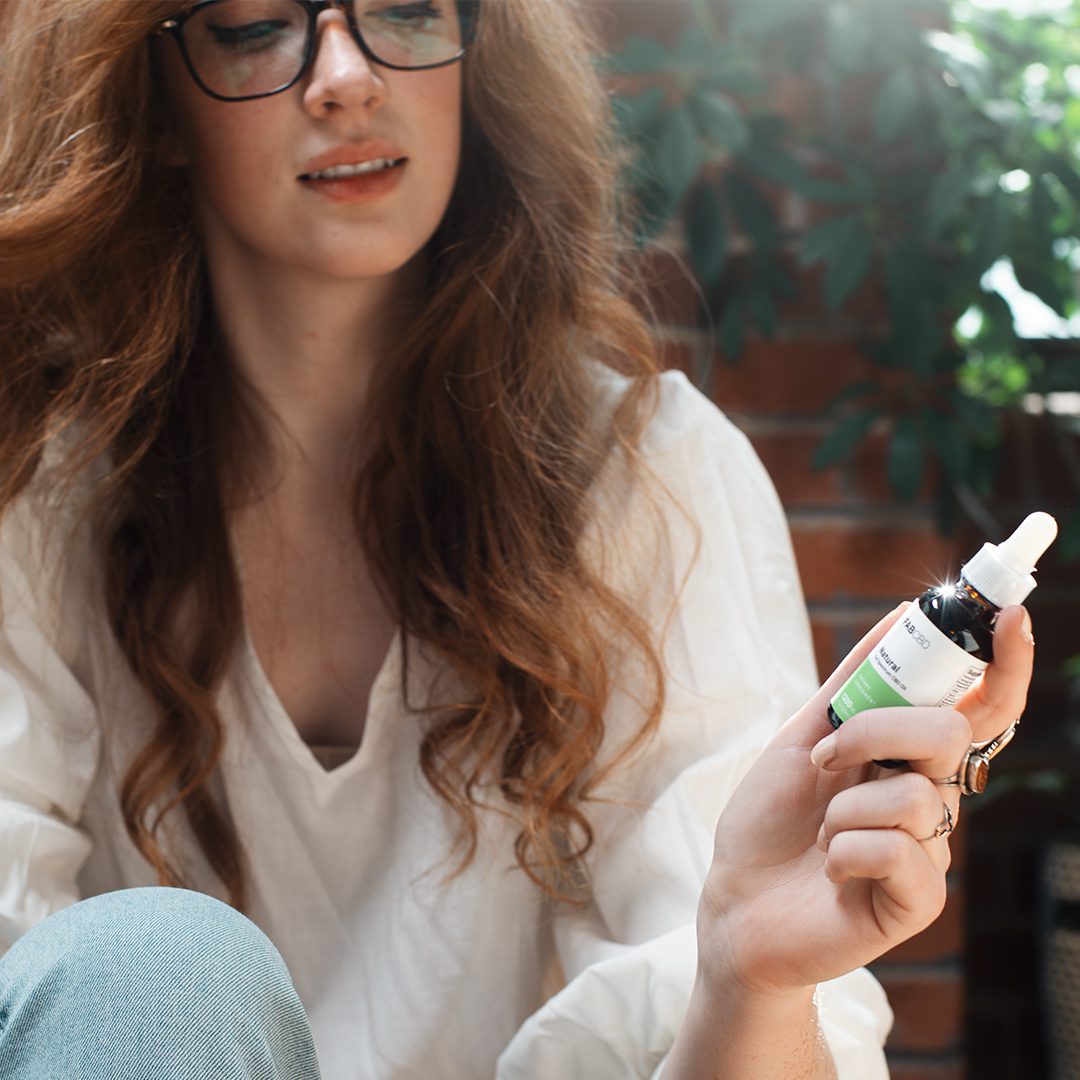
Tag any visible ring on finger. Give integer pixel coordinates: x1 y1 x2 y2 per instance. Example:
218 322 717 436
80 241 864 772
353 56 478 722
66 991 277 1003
918 801 955 842
929 717 1021 796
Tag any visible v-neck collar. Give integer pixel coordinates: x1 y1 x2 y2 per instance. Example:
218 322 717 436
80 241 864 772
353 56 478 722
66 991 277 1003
238 623 402 781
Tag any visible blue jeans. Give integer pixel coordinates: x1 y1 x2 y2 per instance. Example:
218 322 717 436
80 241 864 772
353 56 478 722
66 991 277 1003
0 887 322 1079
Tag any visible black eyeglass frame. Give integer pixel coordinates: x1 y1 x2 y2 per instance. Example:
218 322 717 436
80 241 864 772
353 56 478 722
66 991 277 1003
154 0 479 102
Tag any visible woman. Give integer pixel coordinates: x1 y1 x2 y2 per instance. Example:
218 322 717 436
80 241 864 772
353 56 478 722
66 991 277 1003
0 1 1033 1077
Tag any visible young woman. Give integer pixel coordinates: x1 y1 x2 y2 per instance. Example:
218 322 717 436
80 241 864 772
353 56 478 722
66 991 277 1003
0 1 1033 1077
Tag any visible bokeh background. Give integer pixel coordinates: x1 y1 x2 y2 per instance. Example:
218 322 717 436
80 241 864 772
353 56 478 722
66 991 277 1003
589 1 1080 1076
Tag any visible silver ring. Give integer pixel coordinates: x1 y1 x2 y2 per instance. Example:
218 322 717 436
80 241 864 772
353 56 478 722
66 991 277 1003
919 802 955 842
930 717 1021 796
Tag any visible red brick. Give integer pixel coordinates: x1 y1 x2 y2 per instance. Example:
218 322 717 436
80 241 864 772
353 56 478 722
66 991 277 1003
809 618 837 685
631 248 703 329
875 969 964 1053
886 1063 964 1080
790 522 961 602
712 341 875 414
781 255 892 327
592 0 692 49
765 72 824 131
964 924 1039 987
745 431 846 507
853 432 942 504
948 814 967 875
995 414 1079 504
655 341 695 377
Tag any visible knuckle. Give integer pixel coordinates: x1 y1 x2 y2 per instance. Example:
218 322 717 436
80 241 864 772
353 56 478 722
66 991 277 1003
824 787 854 833
895 771 935 816
941 708 972 752
880 829 911 868
898 769 930 801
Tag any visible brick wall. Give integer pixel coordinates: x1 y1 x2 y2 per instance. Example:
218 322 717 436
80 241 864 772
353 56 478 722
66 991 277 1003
663 327 971 1080
961 399 1080 1079
660 252 1079 1077
598 3 1078 1077
648 263 1078 1080
596 4 1075 1075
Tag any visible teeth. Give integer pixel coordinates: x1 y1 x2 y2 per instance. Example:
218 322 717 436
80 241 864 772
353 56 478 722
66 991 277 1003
305 158 401 180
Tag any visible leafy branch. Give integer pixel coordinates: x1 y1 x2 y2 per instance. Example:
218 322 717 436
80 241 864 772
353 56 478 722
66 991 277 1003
607 0 1080 548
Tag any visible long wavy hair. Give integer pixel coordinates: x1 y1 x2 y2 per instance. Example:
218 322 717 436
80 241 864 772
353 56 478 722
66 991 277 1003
0 0 671 912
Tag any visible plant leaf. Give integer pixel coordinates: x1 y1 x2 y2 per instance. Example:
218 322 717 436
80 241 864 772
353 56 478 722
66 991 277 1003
1045 151 1080 206
751 279 779 338
799 213 863 267
686 182 728 286
614 87 668 141
729 0 805 39
724 172 779 252
1058 508 1080 563
690 91 750 152
824 222 874 310
972 187 1011 275
605 37 668 75
1031 172 1058 228
874 67 921 142
826 378 881 410
813 408 882 471
925 161 978 237
922 410 971 484
654 102 703 206
888 416 925 501
719 295 746 362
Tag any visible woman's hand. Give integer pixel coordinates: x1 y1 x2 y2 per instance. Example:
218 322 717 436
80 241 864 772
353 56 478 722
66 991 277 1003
695 602 1034 998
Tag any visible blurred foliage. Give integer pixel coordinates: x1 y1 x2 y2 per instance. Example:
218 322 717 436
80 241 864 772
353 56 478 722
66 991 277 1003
607 0 1080 549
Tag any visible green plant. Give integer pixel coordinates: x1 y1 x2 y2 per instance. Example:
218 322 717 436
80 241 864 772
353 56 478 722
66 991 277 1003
608 0 1080 545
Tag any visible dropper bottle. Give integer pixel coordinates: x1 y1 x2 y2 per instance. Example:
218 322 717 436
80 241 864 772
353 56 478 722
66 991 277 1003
828 512 1058 764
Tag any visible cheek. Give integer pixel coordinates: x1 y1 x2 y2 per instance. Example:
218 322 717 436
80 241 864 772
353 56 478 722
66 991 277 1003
176 105 280 209
432 88 462 194
418 72 463 185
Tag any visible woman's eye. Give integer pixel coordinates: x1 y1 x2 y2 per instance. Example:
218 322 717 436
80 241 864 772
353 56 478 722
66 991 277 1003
207 20 290 52
369 2 443 26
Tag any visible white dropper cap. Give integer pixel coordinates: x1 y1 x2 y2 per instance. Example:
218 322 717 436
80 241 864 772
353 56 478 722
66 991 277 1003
961 511 1059 608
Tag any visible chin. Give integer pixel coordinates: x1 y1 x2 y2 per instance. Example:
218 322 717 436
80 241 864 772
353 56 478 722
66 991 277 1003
305 245 427 283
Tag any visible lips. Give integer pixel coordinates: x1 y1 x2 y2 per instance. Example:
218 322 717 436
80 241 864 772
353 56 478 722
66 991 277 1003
298 141 409 180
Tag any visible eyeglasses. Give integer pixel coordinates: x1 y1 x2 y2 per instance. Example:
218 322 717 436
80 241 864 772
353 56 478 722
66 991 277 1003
154 0 479 102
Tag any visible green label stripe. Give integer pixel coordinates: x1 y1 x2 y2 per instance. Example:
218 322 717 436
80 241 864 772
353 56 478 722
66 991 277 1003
832 660 911 722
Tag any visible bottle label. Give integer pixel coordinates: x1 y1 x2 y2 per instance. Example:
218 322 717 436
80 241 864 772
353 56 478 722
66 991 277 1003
830 603 988 722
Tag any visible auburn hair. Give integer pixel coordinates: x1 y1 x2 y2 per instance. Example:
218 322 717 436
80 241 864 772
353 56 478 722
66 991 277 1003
0 0 672 911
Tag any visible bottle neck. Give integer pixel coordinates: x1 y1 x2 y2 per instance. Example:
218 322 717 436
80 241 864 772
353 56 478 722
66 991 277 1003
956 575 1001 620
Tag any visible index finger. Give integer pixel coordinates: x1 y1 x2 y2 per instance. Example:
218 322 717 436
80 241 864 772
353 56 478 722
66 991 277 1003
957 605 1034 740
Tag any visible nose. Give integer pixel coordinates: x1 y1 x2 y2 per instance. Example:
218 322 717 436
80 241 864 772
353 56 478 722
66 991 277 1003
302 7 386 116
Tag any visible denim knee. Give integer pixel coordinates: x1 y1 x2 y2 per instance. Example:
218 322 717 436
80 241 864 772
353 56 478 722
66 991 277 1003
0 886 321 1080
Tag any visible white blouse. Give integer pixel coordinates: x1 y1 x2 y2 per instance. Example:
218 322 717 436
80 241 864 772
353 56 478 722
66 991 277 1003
0 368 892 1078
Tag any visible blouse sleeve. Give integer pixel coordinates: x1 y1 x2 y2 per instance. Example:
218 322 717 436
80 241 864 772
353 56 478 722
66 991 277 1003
496 370 892 1078
0 480 101 957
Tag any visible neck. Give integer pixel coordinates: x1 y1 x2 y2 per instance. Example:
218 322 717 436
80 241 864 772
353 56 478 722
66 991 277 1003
204 251 422 513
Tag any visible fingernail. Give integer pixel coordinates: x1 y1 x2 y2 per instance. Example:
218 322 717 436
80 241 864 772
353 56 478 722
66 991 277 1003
816 823 828 852
811 732 837 768
1019 607 1034 644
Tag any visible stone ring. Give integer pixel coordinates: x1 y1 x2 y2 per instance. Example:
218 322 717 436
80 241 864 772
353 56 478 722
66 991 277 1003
930 717 1021 796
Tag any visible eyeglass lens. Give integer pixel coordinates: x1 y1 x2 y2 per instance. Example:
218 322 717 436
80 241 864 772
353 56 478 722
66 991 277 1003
183 0 465 98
